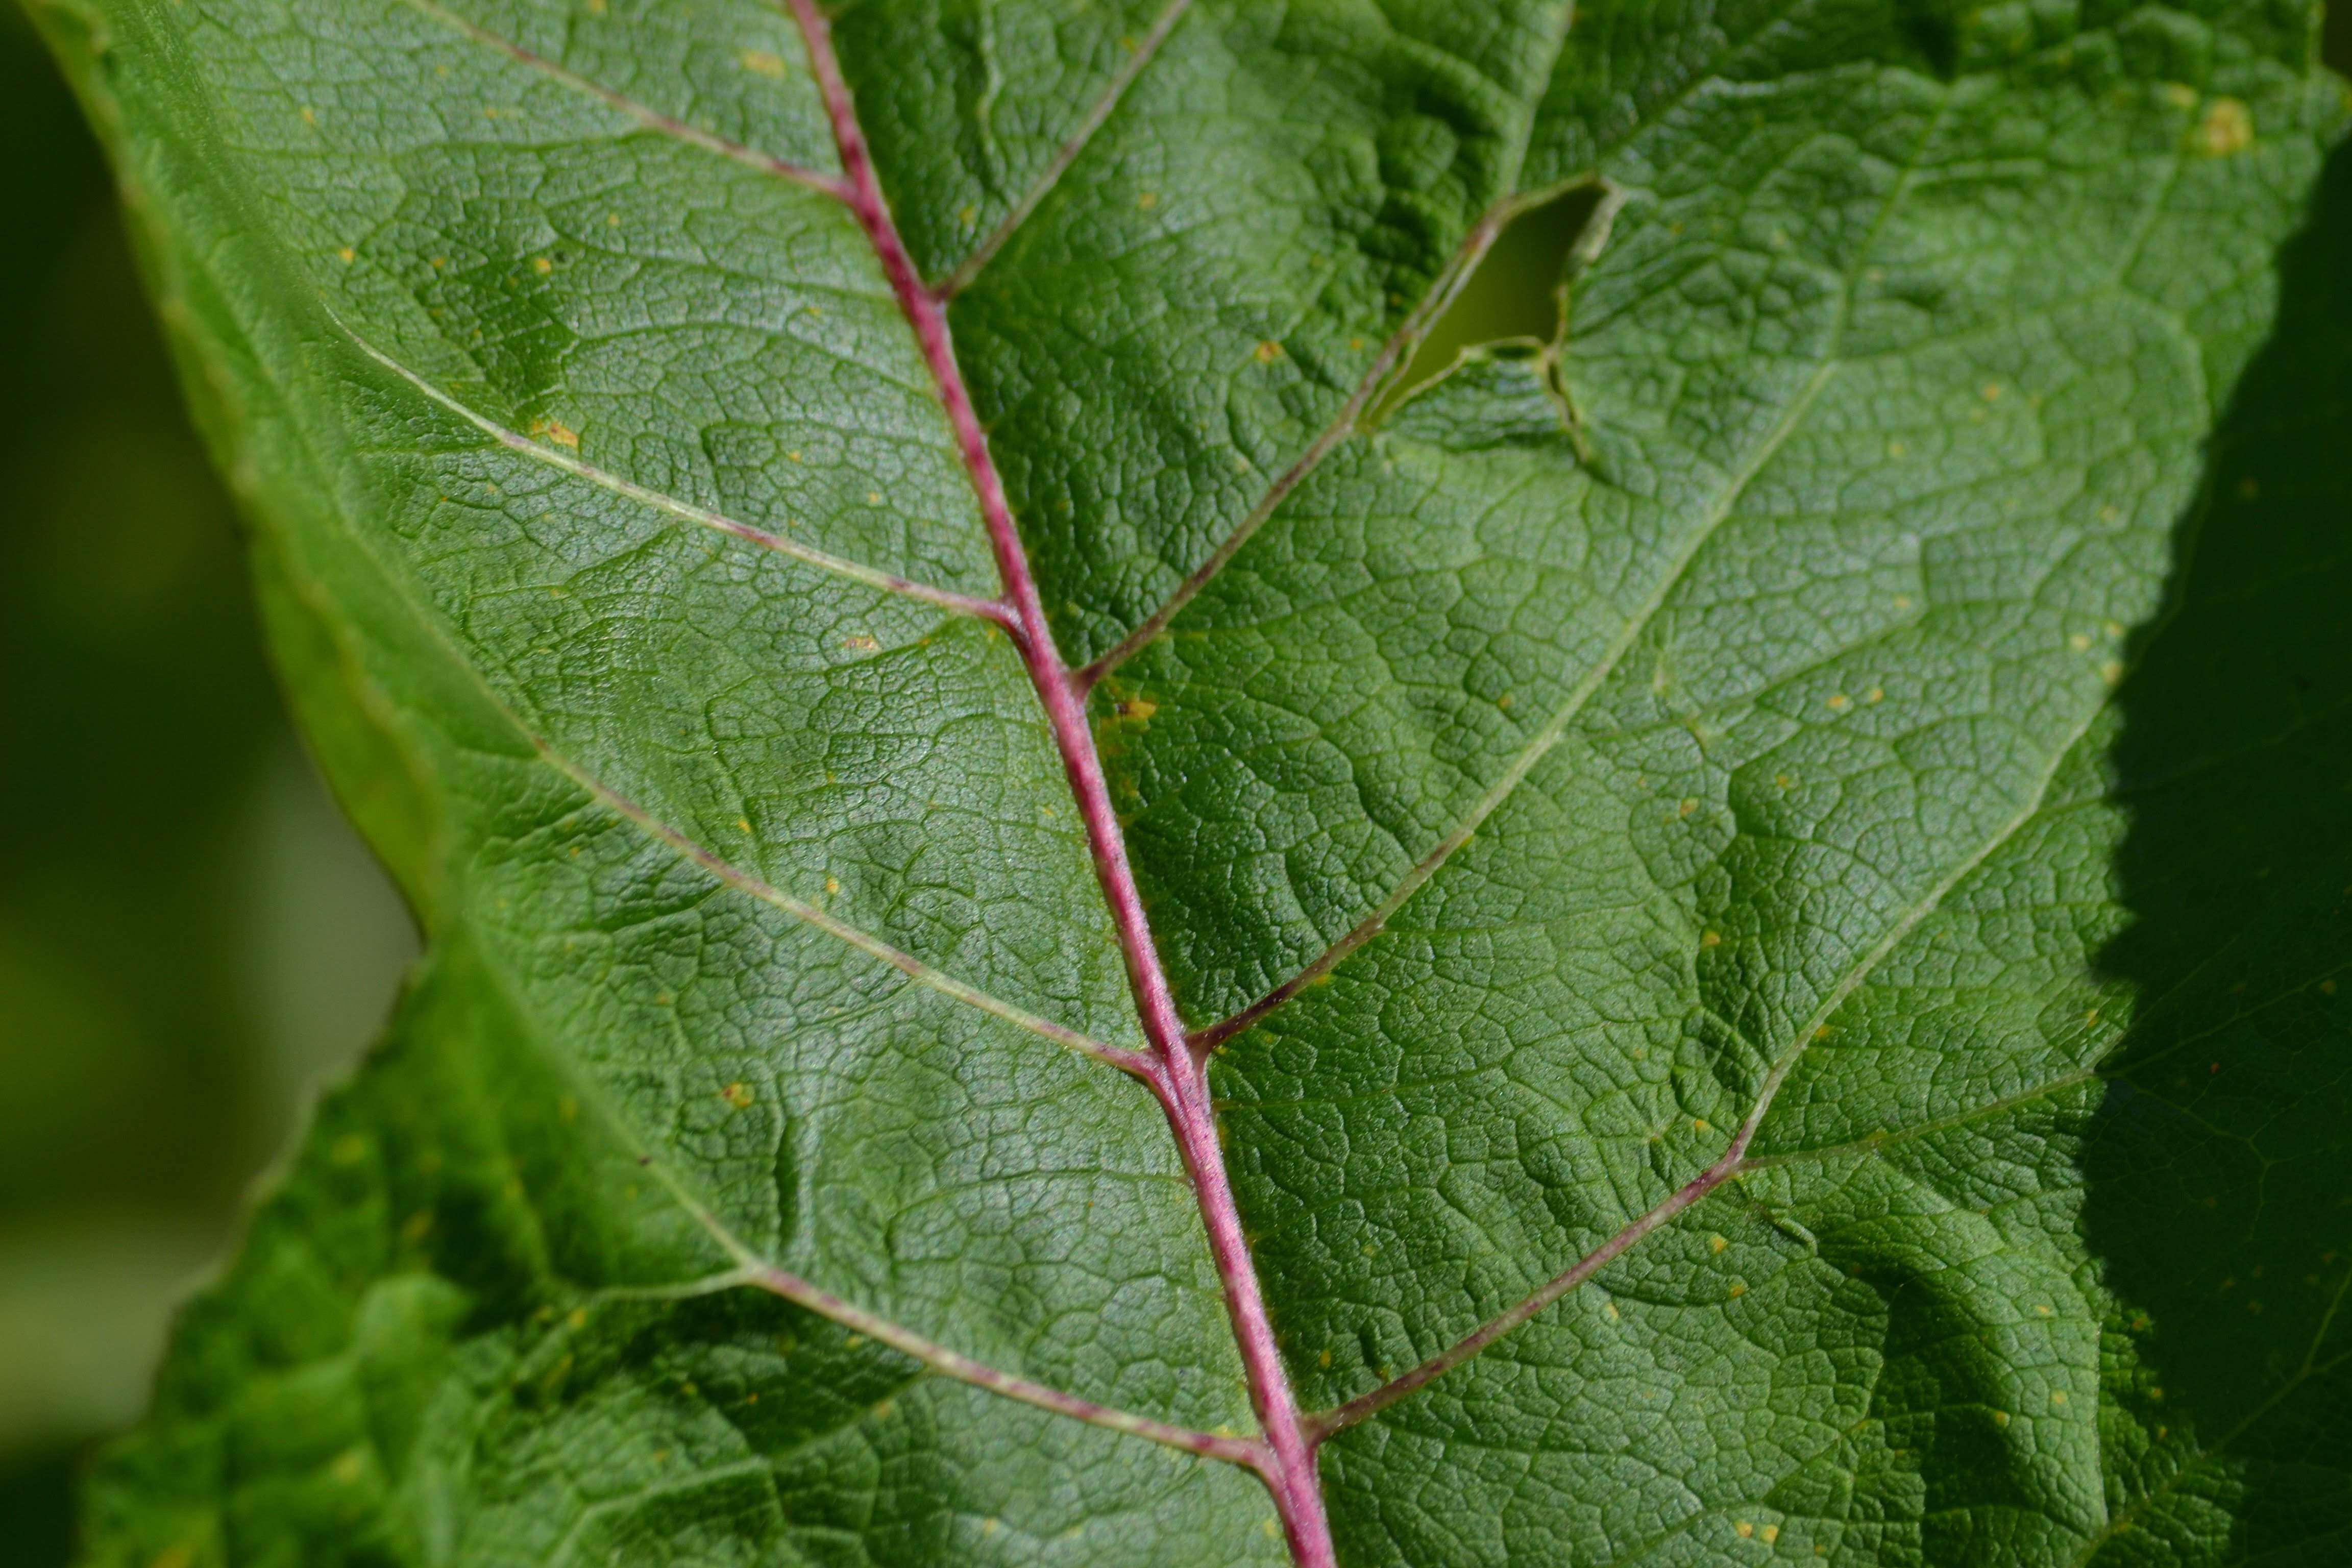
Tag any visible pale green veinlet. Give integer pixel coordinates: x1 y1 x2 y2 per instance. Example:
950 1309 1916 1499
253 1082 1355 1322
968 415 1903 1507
27 0 2352 1561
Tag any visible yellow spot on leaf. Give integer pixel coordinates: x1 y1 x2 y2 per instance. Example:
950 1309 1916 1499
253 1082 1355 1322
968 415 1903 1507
336 247 356 263
722 1082 754 1109
843 634 880 651
1694 1118 1712 1134
605 212 620 227
567 1307 589 1329
1736 1522 1755 1539
1117 698 1158 722
300 106 317 127
586 0 605 13
1709 1234 1729 1254
1497 692 1513 710
738 47 786 77
2099 659 2124 685
2322 978 2338 995
2162 82 2198 109
1865 687 1884 704
1318 1348 1332 1367
1604 1300 1621 1321
1727 1281 1745 1297
1138 189 1158 210
2069 632 2093 652
529 418 580 449
824 875 841 895
1254 340 1282 363
1893 593 1914 610
845 1334 864 1349
1886 439 1906 458
958 204 977 227
1774 773 1795 790
1982 382 2002 401
1762 1525 1779 1544
1994 1409 2010 1426
532 256 552 275
737 817 751 834
2197 97 2253 156
331 1134 368 1165
150 1549 193 1568
1702 930 1722 948
430 255 447 269
1826 693 1851 712
1263 1521 1282 1539
1678 797 1699 817
331 1449 366 1485
2051 1390 2068 1406
982 1518 999 1537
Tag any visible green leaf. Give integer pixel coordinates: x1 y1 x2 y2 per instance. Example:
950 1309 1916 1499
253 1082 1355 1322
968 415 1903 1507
28 0 2352 1561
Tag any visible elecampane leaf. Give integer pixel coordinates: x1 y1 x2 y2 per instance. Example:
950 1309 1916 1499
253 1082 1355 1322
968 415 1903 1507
27 0 2351 1561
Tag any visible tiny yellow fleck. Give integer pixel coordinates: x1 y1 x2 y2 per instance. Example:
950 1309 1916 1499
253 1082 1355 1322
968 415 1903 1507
606 212 620 227
1497 692 1514 710
1117 698 1159 722
430 255 447 269
1994 1409 2010 1426
736 817 751 833
1263 1520 1281 1539
1982 382 2002 401
722 1082 755 1109
1693 1118 1711 1134
958 204 977 227
1736 1522 1755 1539
2051 1390 2068 1406
1137 189 1159 210
567 1307 588 1329
2101 619 2124 638
300 106 317 126
874 1399 894 1419
1887 439 1906 458
1254 340 1282 363
824 875 841 895
2162 82 2198 109
2099 504 2121 522
1727 1281 1746 1297
1774 773 1794 790
787 450 802 462
1826 693 1851 712
586 0 605 12
1604 1300 1621 1321
2322 978 2338 995
1813 1023 1833 1041
1865 687 1884 704
2069 632 2093 652
2197 97 2253 156
2036 1303 2053 1316
529 418 580 449
337 246 356 263
149 1548 194 1568
982 1518 999 1537
532 256 552 276
1709 1234 1729 1254
2157 1424 2168 1439
865 490 882 504
1893 593 1914 610
1318 1348 1332 1367
1762 1526 1780 1544
2085 1007 2101 1025
1702 930 1722 948
331 1449 366 1485
331 1133 368 1165
738 47 786 77
1679 797 1699 817
2099 659 2125 685
845 1334 864 1349
843 633 880 651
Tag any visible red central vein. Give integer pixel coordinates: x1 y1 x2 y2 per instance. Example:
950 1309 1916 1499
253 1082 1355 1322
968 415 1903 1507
782 4 1335 1560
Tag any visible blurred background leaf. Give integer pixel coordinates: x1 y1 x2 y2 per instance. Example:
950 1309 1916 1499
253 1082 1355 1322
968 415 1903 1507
0 4 417 1555
0 2 2345 1563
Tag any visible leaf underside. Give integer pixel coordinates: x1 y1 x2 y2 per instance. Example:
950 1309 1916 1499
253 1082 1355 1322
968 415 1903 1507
30 0 2352 1562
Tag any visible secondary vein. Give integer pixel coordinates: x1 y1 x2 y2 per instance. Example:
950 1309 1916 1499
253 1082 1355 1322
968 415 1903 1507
934 0 1198 299
340 326 1011 621
394 0 844 197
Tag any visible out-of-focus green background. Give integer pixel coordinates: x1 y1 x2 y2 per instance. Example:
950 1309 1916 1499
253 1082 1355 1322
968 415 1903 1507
2 4 2348 1561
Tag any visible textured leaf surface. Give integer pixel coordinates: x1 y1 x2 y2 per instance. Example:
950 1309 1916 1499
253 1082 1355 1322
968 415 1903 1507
30 0 2352 1562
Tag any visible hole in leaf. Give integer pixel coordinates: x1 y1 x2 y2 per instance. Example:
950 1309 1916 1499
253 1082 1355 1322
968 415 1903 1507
1370 182 1616 423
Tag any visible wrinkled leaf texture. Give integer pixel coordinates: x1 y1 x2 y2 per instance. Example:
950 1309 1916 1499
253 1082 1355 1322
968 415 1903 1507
29 0 2352 1561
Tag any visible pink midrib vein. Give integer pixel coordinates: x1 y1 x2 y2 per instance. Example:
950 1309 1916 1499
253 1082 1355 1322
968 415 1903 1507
781 3 1338 1562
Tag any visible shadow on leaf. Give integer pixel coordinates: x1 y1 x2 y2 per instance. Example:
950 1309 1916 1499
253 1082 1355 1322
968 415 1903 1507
2082 130 2352 1560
